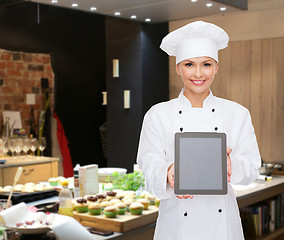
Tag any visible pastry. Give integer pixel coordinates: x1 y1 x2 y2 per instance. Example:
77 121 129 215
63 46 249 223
115 202 127 215
100 201 112 210
129 202 144 215
145 193 156 205
137 198 150 210
103 206 118 218
155 199 160 207
75 203 89 213
48 177 59 186
88 203 101 215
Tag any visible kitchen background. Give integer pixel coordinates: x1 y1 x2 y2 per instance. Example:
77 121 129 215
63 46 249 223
0 0 283 172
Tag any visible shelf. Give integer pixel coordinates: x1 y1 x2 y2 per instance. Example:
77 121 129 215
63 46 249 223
246 226 284 240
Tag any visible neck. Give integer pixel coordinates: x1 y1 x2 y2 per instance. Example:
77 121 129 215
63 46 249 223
183 89 210 108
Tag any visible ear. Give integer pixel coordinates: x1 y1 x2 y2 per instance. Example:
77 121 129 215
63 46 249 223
214 62 218 75
176 64 181 76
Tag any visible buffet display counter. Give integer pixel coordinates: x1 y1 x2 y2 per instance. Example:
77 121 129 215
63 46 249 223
0 156 59 186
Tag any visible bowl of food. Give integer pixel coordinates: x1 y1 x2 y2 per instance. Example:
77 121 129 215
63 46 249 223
98 168 127 182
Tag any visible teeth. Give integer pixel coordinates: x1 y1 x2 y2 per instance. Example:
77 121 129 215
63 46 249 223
192 80 205 85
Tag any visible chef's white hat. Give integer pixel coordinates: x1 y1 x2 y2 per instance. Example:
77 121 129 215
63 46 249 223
160 21 229 64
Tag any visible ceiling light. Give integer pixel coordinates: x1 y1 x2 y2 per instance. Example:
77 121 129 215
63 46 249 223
131 15 137 19
51 0 58 3
145 18 151 22
191 0 198 2
206 3 213 7
72 3 78 7
90 7 97 11
114 12 121 16
220 7 226 11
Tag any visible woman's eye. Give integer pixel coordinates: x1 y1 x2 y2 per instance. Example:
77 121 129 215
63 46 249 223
185 63 192 67
204 63 211 67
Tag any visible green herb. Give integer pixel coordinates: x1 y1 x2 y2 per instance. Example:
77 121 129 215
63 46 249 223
110 171 145 191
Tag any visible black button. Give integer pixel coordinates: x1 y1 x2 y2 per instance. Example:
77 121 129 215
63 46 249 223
212 109 215 112
184 212 188 217
179 110 182 114
180 127 183 132
218 209 222 213
215 127 218 131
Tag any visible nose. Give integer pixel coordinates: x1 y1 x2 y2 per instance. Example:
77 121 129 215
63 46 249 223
194 66 202 78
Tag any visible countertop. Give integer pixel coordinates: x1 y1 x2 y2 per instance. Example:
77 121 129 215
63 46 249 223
0 156 59 168
23 176 284 240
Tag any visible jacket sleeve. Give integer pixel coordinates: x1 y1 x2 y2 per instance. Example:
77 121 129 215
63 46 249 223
230 109 261 185
136 109 175 200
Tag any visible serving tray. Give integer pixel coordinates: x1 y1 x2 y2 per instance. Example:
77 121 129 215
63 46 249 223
73 205 158 232
0 190 58 204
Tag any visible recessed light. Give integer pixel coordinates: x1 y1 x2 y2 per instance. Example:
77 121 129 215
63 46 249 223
72 3 78 7
145 18 151 22
131 15 137 19
90 7 97 11
220 7 226 11
114 12 121 16
191 0 198 2
206 3 213 7
51 0 58 3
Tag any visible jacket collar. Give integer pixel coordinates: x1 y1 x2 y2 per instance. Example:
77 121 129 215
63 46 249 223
178 88 214 109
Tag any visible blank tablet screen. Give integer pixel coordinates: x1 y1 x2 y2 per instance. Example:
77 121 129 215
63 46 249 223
174 132 227 195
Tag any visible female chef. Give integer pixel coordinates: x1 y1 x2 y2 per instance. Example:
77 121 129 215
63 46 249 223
136 21 261 240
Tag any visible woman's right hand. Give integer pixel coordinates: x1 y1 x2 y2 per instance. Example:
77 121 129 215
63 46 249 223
167 163 193 199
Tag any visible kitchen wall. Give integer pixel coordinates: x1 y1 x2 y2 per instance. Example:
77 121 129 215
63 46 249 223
0 49 54 134
0 2 107 167
169 2 284 164
0 2 169 172
105 17 169 172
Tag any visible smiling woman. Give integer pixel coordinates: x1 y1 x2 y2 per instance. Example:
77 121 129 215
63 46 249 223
176 57 218 107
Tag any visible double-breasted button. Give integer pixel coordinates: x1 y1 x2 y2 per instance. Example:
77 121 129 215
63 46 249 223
215 127 218 131
212 108 215 112
184 212 188 217
218 209 222 213
179 110 182 114
180 127 183 132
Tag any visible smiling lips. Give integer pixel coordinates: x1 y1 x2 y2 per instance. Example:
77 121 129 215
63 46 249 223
191 80 206 86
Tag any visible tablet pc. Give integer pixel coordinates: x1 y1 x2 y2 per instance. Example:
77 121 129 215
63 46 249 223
174 132 227 195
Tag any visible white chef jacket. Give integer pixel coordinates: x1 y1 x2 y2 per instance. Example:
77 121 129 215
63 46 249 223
137 89 261 240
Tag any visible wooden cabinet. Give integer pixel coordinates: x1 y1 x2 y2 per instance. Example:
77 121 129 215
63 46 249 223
0 157 59 186
234 176 284 240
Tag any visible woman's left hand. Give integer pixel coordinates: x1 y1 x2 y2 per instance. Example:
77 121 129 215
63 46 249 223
227 147 232 183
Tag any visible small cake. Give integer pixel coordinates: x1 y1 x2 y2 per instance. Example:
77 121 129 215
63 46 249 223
24 182 35 188
109 199 121 205
129 203 144 215
122 198 134 211
14 185 24 192
145 193 156 205
100 201 112 210
136 191 147 199
1 186 13 193
103 206 119 218
75 198 89 213
116 191 126 200
48 177 59 186
115 202 127 215
137 198 150 210
43 185 54 191
88 203 101 215
22 188 34 193
155 199 160 207
75 203 89 213
87 195 98 203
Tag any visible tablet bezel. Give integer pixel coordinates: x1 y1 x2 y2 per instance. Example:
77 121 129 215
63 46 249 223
174 132 227 195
